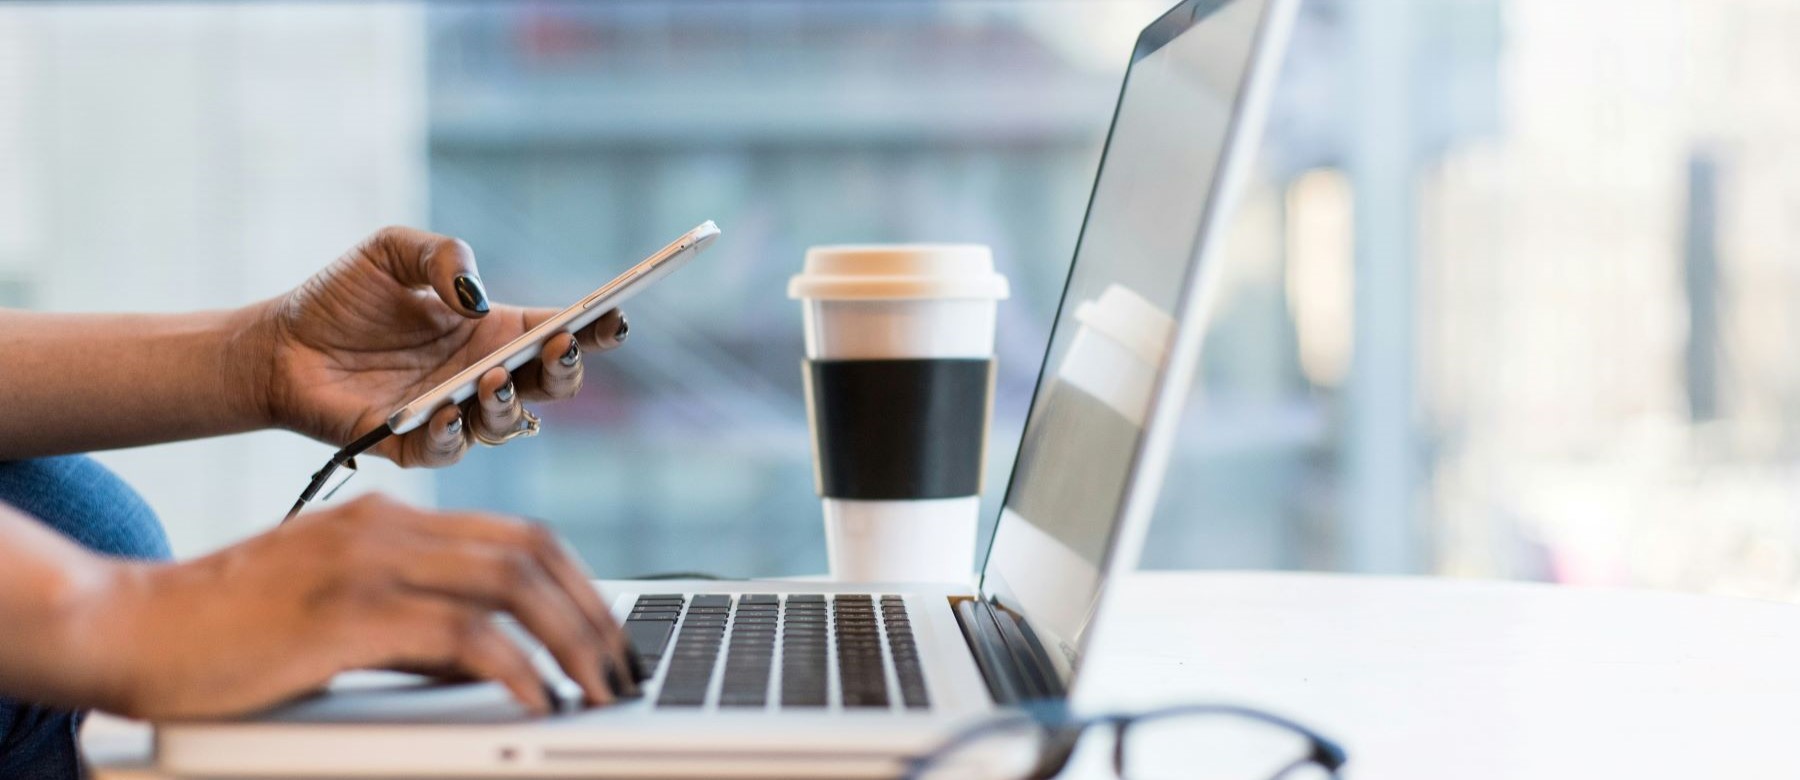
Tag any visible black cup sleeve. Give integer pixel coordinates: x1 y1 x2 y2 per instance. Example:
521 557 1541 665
804 358 994 500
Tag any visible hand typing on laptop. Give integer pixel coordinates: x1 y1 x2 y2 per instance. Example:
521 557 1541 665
0 224 638 773
0 493 637 721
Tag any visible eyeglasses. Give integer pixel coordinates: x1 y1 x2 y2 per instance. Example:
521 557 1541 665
901 701 1347 780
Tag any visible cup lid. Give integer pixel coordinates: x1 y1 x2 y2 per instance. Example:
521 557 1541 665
789 244 1011 301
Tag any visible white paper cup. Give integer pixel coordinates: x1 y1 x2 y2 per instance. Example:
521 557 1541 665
790 245 1009 583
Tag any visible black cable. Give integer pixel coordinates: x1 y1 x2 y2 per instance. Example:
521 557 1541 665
283 424 395 523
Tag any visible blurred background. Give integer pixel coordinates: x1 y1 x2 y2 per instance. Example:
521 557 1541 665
2 0 1798 598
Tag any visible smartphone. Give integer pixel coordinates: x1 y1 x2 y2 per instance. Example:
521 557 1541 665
383 220 720 435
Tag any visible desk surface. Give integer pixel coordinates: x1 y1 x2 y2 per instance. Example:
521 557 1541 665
89 571 1800 778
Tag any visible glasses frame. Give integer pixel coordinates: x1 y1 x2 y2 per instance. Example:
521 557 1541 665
901 701 1347 780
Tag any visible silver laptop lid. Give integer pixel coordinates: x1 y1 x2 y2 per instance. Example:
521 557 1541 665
977 0 1296 686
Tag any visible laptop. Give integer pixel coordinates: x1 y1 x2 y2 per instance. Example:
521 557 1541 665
156 0 1297 775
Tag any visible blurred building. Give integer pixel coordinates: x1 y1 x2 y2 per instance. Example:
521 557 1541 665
1 0 1799 599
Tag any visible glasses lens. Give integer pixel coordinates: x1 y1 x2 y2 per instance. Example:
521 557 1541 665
1121 712 1332 780
909 718 1048 780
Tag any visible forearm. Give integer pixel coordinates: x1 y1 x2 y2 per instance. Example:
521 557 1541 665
0 502 140 712
0 304 275 458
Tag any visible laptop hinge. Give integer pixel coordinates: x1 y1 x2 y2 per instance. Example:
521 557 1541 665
952 598 1066 705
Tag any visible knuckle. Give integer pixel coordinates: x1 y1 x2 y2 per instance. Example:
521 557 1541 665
445 613 488 656
573 636 604 667
497 550 538 591
548 370 580 396
444 236 475 259
351 492 391 510
432 425 462 450
521 523 560 557
368 225 408 254
346 493 396 522
309 522 356 559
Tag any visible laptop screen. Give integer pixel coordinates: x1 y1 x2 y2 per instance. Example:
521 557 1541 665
979 0 1276 682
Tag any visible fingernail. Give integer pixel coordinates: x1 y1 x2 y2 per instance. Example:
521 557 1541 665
603 659 626 699
495 380 515 403
559 340 580 367
454 274 490 315
445 415 463 437
626 649 648 685
614 316 629 343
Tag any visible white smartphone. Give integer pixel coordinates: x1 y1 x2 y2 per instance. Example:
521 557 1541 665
384 220 720 435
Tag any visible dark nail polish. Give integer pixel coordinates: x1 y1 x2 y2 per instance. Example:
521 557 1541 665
453 274 490 315
445 416 462 436
495 380 515 403
626 649 648 685
614 316 629 342
559 340 580 367
603 659 626 699
540 681 562 715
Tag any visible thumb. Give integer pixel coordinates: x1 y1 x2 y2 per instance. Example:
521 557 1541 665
366 225 491 319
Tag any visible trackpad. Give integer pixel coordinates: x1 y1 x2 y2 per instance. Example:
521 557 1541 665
254 671 532 724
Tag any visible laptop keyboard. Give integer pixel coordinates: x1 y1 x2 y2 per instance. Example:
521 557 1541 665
624 593 929 711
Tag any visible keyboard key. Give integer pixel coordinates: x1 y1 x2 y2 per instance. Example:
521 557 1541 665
887 617 929 708
843 690 888 708
623 619 675 659
643 590 936 712
656 615 724 709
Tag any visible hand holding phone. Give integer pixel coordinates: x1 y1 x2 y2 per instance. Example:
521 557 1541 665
386 220 719 434
284 220 721 520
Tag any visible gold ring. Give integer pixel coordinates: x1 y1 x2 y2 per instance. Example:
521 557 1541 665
472 408 541 447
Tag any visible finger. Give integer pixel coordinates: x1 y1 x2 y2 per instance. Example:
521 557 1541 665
473 366 523 442
515 306 626 356
533 529 641 693
388 531 614 705
511 309 617 402
382 599 550 716
523 333 583 402
451 621 555 715
384 512 638 696
365 225 490 318
398 405 468 468
572 308 629 354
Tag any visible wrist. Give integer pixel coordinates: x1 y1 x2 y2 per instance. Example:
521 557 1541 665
42 557 153 715
222 298 283 431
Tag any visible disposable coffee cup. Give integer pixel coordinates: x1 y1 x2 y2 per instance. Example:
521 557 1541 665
789 245 1010 583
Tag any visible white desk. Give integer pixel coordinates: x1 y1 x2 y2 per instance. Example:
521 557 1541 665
89 571 1800 778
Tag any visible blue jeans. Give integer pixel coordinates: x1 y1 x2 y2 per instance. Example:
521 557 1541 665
0 456 169 779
